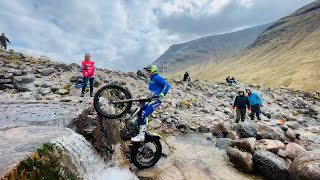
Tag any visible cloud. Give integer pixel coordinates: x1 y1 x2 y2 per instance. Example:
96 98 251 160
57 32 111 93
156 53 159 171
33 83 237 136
0 0 315 71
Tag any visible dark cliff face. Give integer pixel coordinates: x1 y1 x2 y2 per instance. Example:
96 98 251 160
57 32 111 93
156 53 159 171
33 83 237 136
153 23 271 73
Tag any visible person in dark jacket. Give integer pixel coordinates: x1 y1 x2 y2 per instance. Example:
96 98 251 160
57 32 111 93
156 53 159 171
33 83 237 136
247 88 263 120
183 72 190 82
232 89 251 123
0 33 11 50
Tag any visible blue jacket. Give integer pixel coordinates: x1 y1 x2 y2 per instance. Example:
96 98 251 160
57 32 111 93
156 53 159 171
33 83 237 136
149 73 170 96
248 92 263 106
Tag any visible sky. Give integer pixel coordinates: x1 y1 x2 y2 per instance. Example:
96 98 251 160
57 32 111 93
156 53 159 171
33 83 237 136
0 0 315 72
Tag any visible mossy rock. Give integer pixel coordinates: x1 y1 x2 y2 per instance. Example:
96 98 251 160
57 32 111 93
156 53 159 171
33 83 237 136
63 84 72 90
93 81 101 88
3 143 79 179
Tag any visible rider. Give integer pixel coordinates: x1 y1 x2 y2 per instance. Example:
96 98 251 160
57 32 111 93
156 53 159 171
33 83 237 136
131 65 170 142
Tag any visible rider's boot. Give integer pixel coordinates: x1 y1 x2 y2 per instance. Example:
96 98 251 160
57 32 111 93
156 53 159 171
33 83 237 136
131 125 146 142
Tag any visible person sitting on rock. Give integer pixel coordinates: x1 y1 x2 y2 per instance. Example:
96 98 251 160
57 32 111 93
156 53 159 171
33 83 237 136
0 33 11 50
247 88 263 120
183 71 190 82
226 76 231 84
131 65 170 142
232 89 251 123
81 53 95 97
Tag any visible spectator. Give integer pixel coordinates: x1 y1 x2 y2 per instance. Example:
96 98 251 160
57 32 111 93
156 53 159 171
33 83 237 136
81 53 95 97
232 89 251 123
0 33 11 50
183 71 190 82
247 88 263 120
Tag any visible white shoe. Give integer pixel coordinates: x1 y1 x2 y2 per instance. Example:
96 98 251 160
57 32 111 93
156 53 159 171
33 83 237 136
131 125 146 142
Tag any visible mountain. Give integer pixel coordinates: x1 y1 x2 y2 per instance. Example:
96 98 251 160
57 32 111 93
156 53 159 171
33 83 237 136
152 23 271 73
191 0 320 91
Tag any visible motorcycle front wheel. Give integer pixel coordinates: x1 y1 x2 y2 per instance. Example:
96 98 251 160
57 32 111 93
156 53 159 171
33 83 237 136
130 137 162 169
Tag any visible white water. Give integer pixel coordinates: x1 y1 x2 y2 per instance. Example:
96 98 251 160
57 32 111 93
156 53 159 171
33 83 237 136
51 130 138 180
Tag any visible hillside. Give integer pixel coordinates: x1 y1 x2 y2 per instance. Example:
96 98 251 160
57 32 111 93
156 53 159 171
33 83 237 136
153 23 271 73
189 0 320 91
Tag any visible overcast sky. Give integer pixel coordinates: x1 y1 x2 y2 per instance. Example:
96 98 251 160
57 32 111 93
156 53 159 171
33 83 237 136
0 0 315 71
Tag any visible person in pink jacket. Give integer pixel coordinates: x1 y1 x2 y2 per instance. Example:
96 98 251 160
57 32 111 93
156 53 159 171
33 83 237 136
81 53 95 97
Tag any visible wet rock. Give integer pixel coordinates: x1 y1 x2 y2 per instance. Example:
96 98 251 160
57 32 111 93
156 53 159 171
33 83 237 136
37 68 55 76
256 139 285 153
39 87 51 95
227 147 254 173
285 128 296 141
148 119 163 129
137 167 160 180
253 150 289 180
230 137 256 153
215 138 231 150
289 151 320 180
237 121 257 138
284 143 307 160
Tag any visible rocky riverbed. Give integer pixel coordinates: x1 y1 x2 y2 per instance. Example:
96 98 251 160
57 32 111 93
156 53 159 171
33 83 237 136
1 49 320 179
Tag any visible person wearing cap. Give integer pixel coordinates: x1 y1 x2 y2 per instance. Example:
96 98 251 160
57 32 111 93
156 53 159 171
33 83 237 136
247 88 263 120
232 89 251 123
131 65 170 142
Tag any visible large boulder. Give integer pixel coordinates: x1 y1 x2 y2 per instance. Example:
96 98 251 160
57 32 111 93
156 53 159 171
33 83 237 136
253 150 289 180
230 137 256 153
227 147 254 172
237 121 257 138
285 128 296 141
70 75 83 83
55 63 71 71
37 68 55 76
13 74 35 84
212 120 229 136
255 122 286 141
284 143 307 160
256 139 285 153
289 151 320 180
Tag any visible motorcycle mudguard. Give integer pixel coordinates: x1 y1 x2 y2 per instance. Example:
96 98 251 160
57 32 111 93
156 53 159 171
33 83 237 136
145 131 162 140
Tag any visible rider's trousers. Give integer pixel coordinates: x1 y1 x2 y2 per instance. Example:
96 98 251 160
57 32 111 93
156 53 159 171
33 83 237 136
141 100 161 125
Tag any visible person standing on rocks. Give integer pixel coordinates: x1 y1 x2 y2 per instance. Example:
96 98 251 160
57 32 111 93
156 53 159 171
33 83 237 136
183 71 190 82
0 33 11 50
232 89 251 123
131 65 170 142
247 88 263 120
81 53 95 97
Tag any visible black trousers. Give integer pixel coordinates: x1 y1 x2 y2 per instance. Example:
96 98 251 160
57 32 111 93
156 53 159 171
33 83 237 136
250 104 261 120
81 77 94 95
236 108 246 123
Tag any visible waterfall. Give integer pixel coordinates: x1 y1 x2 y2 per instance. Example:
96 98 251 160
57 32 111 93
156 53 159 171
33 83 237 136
51 130 138 180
